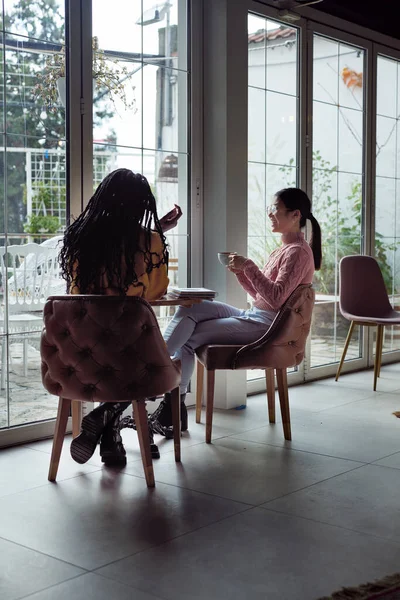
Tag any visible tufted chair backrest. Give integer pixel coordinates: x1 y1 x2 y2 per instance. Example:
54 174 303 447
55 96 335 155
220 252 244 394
41 295 180 402
233 284 315 370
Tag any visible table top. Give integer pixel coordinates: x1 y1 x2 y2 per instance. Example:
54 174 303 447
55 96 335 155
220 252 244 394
149 293 205 307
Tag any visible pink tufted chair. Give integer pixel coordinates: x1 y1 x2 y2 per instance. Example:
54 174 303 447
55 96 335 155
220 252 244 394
195 284 315 443
41 295 181 487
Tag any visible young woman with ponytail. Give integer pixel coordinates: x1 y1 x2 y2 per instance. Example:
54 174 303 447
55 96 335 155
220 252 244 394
151 187 322 434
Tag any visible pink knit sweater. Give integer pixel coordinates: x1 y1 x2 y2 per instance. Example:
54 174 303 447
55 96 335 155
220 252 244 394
235 231 314 311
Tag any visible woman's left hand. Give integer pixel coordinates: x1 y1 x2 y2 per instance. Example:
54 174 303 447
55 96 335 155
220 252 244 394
228 254 247 271
159 204 183 233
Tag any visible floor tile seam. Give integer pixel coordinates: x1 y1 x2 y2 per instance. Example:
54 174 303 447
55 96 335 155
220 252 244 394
91 570 170 600
371 450 400 464
258 505 400 547
93 504 256 576
259 461 368 503
151 434 234 456
311 393 398 415
0 533 89 571
0 468 106 501
15 573 93 600
224 432 368 464
361 461 400 473
119 469 256 506
19 572 165 600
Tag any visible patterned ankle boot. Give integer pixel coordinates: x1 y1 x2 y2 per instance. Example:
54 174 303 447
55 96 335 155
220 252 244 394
70 401 130 464
150 392 188 434
100 412 127 467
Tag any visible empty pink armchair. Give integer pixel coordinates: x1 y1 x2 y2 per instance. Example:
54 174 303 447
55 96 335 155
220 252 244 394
41 295 181 487
336 255 400 391
195 284 315 443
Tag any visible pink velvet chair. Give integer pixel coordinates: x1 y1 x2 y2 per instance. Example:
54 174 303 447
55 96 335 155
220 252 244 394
41 295 181 487
195 284 315 443
336 255 400 391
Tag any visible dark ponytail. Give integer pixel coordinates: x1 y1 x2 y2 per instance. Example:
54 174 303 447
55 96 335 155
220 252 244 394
275 187 322 271
307 213 322 271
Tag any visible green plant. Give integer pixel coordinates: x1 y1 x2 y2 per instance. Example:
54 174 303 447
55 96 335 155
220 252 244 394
22 183 64 237
34 37 136 112
23 182 66 210
23 214 61 234
281 151 398 295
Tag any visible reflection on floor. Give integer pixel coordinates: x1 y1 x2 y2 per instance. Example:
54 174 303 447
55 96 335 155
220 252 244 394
1 363 400 600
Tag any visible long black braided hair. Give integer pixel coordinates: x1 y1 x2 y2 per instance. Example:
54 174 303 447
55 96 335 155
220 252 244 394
60 168 168 294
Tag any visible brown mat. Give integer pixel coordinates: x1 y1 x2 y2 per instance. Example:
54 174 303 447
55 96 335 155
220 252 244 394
318 573 400 599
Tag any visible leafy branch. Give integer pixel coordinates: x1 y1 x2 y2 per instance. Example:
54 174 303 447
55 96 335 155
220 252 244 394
34 37 137 112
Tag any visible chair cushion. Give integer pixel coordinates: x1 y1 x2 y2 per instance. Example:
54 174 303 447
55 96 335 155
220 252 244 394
196 285 315 371
41 295 181 402
341 308 400 325
196 344 241 369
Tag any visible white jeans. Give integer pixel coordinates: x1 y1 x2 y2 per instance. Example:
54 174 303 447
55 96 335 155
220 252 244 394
163 300 276 394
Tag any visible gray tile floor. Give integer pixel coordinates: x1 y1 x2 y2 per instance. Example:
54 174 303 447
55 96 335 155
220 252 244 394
1 364 400 600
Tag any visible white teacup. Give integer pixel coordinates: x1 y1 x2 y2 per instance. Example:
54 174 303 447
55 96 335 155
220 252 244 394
218 252 236 267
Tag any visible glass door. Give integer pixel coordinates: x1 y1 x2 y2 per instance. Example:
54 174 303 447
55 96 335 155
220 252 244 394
0 0 192 444
374 51 400 361
247 12 301 391
0 0 66 440
92 0 190 334
308 28 368 378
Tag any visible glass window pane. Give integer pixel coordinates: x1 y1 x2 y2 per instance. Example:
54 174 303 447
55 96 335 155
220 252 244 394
338 42 364 111
142 0 187 72
313 36 339 106
5 42 66 138
338 108 363 174
248 162 266 242
266 22 297 96
247 13 299 382
377 56 398 118
311 35 365 369
143 65 187 153
376 55 400 354
248 14 266 89
248 87 265 163
376 115 397 179
266 91 297 166
313 102 338 167
92 0 142 54
5 332 58 427
3 1 64 43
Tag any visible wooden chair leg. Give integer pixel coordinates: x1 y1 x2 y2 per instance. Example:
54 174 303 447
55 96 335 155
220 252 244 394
205 369 215 444
276 369 291 441
266 368 275 423
377 324 384 378
373 325 384 391
335 321 355 381
196 360 204 423
71 400 82 438
170 386 181 463
49 397 71 482
133 400 155 488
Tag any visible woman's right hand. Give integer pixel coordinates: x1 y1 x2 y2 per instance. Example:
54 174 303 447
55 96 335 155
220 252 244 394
228 253 247 272
159 204 183 233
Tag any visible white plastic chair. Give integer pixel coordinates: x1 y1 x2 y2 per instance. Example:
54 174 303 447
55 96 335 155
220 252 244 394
0 239 65 388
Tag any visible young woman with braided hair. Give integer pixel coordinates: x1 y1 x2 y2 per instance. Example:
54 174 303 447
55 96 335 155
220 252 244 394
60 168 182 466
151 187 322 434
